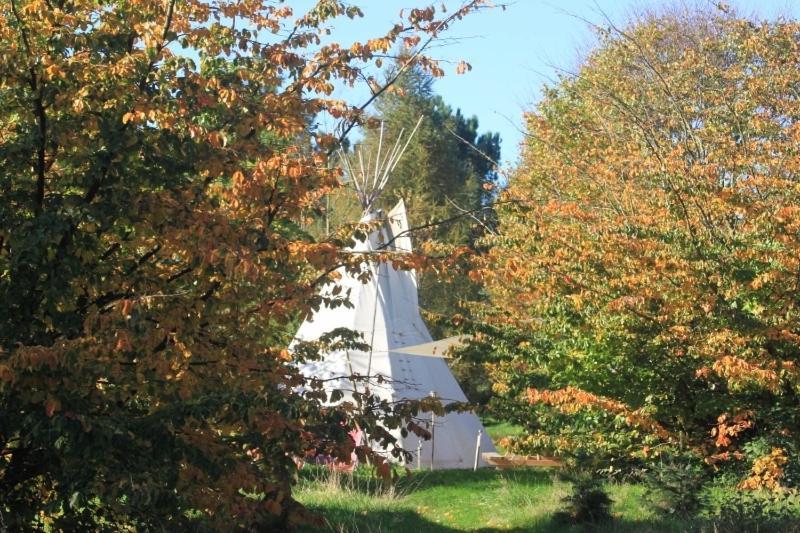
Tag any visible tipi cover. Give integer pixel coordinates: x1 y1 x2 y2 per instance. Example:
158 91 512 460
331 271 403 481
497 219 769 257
295 200 496 469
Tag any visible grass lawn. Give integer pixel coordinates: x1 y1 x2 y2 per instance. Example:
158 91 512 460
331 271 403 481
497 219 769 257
294 467 693 532
293 418 800 532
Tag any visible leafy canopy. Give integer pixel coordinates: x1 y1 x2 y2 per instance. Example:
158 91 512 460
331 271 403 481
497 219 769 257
477 8 800 491
0 0 488 529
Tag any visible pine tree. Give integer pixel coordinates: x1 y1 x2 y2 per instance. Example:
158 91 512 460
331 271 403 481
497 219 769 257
356 62 501 339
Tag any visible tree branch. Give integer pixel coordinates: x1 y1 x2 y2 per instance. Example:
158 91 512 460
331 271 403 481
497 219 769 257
31 76 46 214
10 0 48 214
332 1 492 150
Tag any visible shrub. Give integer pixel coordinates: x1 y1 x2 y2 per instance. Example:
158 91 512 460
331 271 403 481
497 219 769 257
643 452 708 517
553 454 614 525
702 486 800 530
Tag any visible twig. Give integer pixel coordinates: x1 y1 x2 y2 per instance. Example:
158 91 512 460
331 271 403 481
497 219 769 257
445 195 497 236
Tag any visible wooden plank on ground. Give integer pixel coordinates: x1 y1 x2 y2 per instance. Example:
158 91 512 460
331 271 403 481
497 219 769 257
481 452 563 469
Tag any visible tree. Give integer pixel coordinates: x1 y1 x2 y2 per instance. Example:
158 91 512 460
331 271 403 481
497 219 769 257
476 8 800 492
347 62 500 350
369 61 500 245
0 0 487 528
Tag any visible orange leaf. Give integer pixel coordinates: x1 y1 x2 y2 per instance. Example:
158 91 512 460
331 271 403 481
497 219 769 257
45 398 61 418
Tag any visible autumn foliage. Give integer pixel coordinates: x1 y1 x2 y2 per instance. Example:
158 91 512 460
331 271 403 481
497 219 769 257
477 9 800 491
0 0 487 528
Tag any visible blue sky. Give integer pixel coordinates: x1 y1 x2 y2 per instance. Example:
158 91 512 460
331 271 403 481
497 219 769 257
314 0 800 166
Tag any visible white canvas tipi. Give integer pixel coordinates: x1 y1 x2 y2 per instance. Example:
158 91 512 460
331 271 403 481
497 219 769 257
294 121 495 468
295 200 496 469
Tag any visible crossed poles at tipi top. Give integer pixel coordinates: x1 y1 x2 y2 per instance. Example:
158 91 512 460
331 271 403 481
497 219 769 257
339 116 424 214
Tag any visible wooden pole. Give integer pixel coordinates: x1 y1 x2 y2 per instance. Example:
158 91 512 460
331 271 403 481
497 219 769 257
473 429 483 471
430 411 435 472
429 391 437 471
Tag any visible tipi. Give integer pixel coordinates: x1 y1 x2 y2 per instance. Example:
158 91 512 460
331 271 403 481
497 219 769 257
295 121 496 469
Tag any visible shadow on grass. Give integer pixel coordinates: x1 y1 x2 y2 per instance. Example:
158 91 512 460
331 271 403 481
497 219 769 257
294 507 461 533
293 508 703 533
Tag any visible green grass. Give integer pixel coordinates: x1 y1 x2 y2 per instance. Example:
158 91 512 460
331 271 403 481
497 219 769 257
295 417 800 533
294 467 694 532
293 421 800 532
292 418 683 532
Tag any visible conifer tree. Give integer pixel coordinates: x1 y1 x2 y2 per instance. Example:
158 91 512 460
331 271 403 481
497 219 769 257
356 62 501 340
